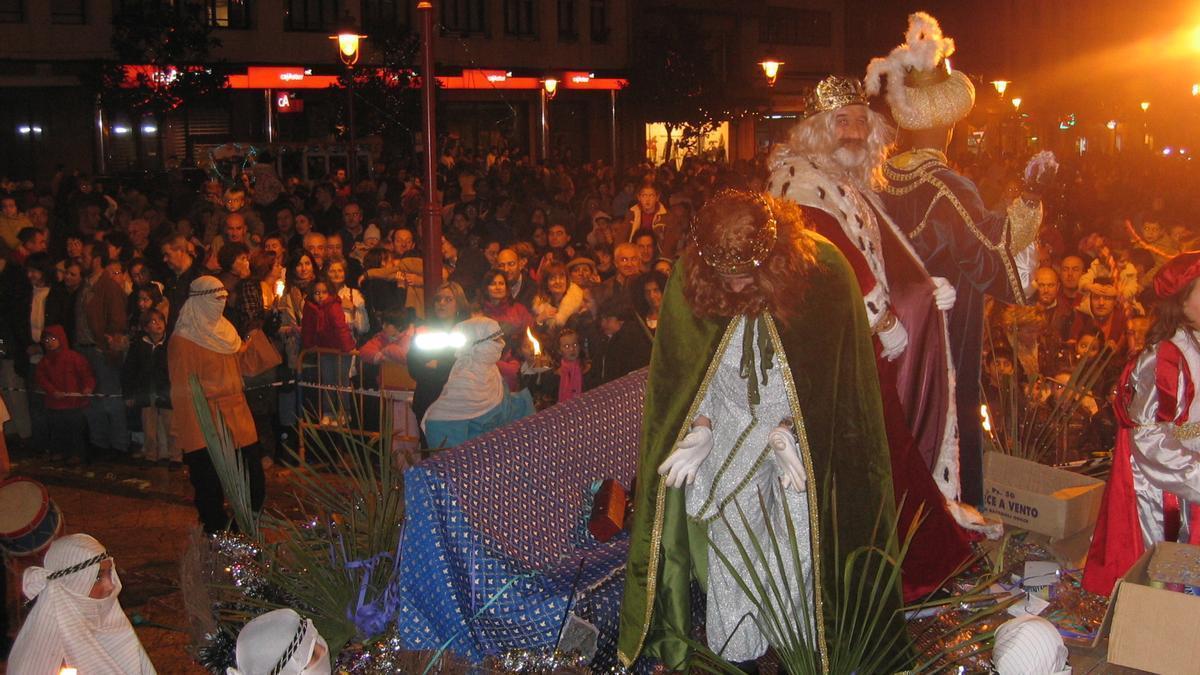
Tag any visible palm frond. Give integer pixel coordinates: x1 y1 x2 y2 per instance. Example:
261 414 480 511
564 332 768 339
983 322 1115 465
681 485 1015 674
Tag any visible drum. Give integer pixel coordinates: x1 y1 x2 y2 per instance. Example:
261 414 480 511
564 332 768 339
0 477 63 557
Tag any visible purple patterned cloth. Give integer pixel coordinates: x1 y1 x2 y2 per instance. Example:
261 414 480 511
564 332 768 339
394 369 646 665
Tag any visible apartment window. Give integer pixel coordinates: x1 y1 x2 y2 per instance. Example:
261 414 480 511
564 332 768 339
285 0 340 32
588 0 607 43
203 0 251 28
556 0 575 40
760 6 831 47
0 0 23 22
440 0 485 36
503 0 535 38
51 0 86 24
362 0 406 30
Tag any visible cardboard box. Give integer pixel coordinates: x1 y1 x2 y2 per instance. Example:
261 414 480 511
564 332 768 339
1107 542 1200 674
982 452 1105 539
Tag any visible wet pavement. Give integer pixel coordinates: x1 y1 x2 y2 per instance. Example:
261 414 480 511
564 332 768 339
0 451 278 674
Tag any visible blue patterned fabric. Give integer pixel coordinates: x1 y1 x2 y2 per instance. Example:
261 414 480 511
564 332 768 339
395 370 646 666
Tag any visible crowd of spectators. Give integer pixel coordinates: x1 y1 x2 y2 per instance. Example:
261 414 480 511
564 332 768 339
0 147 770 465
0 143 1193 467
970 151 1200 463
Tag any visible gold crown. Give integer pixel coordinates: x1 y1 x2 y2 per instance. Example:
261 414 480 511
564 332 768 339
805 75 869 117
694 190 779 275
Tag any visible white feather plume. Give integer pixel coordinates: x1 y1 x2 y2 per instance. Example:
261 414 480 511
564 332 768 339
865 11 956 96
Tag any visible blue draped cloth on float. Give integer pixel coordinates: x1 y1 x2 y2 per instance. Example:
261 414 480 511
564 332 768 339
422 389 536 449
394 370 645 666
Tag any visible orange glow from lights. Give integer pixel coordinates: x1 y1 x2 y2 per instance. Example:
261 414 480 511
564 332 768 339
759 60 783 87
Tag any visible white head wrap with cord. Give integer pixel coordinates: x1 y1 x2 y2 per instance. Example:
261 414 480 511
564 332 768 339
174 275 243 354
992 615 1071 675
8 533 156 674
228 608 330 675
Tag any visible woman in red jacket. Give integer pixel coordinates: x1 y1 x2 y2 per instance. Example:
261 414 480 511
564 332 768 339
300 279 355 425
34 325 95 464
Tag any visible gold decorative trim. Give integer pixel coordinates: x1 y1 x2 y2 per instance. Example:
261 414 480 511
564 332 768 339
764 314 829 672
882 156 1026 303
1176 421 1200 441
620 318 740 667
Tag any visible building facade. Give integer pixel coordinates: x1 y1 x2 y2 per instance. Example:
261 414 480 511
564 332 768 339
0 0 632 181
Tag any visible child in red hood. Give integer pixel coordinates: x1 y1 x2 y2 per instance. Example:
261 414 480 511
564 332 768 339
301 279 356 425
34 325 95 463
301 280 355 352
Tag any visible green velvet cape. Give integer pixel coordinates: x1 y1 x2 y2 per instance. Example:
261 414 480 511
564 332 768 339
617 234 902 670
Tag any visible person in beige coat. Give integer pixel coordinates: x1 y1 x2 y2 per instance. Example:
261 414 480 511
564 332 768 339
170 276 280 532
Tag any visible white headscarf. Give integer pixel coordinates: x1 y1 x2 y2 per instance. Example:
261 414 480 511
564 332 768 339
174 275 242 354
228 608 329 675
992 615 1071 675
422 316 506 425
8 533 157 675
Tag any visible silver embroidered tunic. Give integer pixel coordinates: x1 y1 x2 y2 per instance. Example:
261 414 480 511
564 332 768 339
684 316 814 662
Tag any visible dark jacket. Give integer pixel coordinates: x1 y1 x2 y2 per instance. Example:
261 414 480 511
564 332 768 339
122 334 171 409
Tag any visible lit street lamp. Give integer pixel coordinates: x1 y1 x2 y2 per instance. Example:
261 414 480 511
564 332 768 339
992 80 1010 96
330 12 366 184
540 78 558 161
759 59 783 87
1011 97 1022 111
1140 101 1152 150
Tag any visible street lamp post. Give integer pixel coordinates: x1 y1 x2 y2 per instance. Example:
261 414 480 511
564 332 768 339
331 12 366 185
992 80 1010 155
1140 101 1151 151
540 78 557 162
418 0 441 304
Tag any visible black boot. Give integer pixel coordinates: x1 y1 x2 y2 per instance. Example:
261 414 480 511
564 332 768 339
732 659 759 675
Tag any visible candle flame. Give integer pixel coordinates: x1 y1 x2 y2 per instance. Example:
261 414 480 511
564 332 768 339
60 668 78 675
274 279 285 299
526 327 541 356
980 404 992 433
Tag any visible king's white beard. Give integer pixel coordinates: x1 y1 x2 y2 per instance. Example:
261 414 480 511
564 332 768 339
832 145 868 170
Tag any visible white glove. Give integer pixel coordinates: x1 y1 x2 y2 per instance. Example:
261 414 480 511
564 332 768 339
658 425 713 488
768 426 807 492
877 319 908 361
931 276 956 312
1014 242 1038 298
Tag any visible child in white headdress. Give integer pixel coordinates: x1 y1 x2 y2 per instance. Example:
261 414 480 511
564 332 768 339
228 608 329 675
991 615 1071 675
421 315 535 447
8 533 156 674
